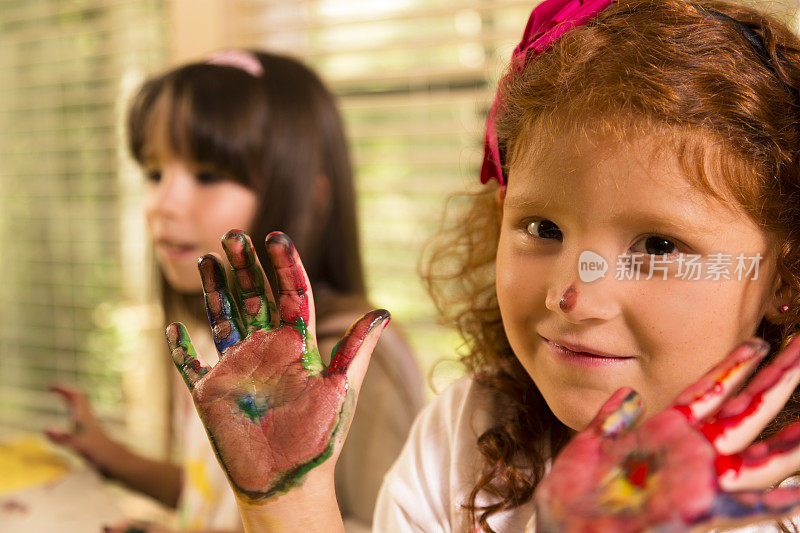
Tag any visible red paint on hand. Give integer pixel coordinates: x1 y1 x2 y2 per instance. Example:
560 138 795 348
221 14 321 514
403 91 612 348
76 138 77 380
624 456 650 489
171 230 391 502
535 335 800 531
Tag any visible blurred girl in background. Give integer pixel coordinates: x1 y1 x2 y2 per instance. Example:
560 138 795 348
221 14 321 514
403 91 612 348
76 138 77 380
46 49 424 533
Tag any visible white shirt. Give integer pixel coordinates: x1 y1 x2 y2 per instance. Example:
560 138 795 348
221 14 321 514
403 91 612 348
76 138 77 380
374 376 537 532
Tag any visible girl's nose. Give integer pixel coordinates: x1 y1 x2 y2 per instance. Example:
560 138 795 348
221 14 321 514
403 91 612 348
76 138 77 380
544 249 621 323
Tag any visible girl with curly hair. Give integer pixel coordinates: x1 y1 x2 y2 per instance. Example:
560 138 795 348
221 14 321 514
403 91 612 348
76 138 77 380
162 1 800 531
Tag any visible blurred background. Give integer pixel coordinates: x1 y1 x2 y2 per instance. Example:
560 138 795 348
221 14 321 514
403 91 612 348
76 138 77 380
0 0 798 515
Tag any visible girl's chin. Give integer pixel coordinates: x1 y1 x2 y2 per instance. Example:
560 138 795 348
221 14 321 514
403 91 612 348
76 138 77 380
544 388 623 432
160 267 204 293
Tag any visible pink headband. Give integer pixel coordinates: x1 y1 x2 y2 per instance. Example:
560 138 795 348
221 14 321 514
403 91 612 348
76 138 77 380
206 49 264 78
480 0 616 188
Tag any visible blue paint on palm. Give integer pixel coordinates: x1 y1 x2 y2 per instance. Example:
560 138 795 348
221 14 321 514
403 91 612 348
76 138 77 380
237 393 269 421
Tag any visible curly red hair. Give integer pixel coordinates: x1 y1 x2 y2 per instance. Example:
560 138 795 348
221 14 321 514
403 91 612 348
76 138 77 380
423 0 800 530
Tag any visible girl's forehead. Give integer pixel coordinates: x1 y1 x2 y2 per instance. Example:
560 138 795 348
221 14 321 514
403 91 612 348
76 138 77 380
509 127 680 192
140 86 194 163
141 106 188 165
509 118 742 207
504 126 761 235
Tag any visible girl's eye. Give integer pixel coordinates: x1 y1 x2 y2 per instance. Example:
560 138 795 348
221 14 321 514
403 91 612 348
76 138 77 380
146 170 161 183
525 219 562 242
631 235 680 257
196 171 224 184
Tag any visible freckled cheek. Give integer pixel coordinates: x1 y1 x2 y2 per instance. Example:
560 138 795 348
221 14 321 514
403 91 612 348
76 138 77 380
496 256 544 336
652 304 750 383
633 279 718 334
636 299 727 403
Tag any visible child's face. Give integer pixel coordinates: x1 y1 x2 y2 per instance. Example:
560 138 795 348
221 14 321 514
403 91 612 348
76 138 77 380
143 155 257 293
496 128 780 431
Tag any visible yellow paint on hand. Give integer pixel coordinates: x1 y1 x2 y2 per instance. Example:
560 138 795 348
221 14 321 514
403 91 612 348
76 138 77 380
598 466 656 513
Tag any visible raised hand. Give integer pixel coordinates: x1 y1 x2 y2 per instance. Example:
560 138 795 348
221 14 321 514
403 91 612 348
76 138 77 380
45 384 123 475
167 230 389 503
102 520 172 533
535 335 800 532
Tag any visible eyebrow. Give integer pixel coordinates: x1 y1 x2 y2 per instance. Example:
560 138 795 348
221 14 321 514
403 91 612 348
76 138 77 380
617 211 713 238
502 196 555 211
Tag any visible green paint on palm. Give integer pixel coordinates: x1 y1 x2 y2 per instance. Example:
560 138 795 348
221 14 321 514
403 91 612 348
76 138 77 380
292 318 325 374
290 439 334 479
237 393 269 421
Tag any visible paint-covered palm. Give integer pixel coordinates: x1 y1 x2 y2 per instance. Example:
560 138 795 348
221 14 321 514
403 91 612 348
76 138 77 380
535 336 800 532
167 230 389 502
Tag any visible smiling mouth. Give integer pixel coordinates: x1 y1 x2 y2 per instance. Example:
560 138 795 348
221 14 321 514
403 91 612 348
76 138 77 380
156 241 198 257
541 336 634 363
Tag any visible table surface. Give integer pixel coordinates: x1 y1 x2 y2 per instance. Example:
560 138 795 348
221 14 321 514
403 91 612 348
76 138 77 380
0 433 124 533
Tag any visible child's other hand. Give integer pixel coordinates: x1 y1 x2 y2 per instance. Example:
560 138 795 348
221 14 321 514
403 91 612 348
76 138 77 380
168 230 389 504
535 335 800 532
102 523 238 533
44 384 125 475
101 521 172 533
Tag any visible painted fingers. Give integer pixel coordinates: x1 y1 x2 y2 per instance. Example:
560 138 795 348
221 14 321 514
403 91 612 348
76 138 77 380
589 387 644 438
166 322 210 390
198 252 245 353
265 231 316 338
709 483 800 525
168 230 319 382
196 230 316 353
222 230 277 332
48 384 89 419
672 335 800 512
698 336 800 455
326 309 391 385
717 420 800 490
44 384 93 442
672 338 770 423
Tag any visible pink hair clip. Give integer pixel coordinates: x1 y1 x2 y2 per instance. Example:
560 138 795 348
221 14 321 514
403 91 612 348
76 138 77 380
206 49 264 78
480 0 616 189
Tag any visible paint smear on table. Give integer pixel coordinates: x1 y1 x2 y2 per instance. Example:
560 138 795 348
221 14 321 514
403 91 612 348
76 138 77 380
0 436 69 496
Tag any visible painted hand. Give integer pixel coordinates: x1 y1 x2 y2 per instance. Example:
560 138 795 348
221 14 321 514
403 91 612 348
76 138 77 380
167 230 389 503
535 335 800 532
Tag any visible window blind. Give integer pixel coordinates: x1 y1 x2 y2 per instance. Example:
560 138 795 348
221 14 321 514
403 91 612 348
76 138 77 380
226 0 537 393
0 0 170 456
0 0 795 438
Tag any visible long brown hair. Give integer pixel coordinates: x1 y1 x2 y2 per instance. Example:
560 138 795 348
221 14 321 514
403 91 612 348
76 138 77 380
126 51 366 323
423 0 800 530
